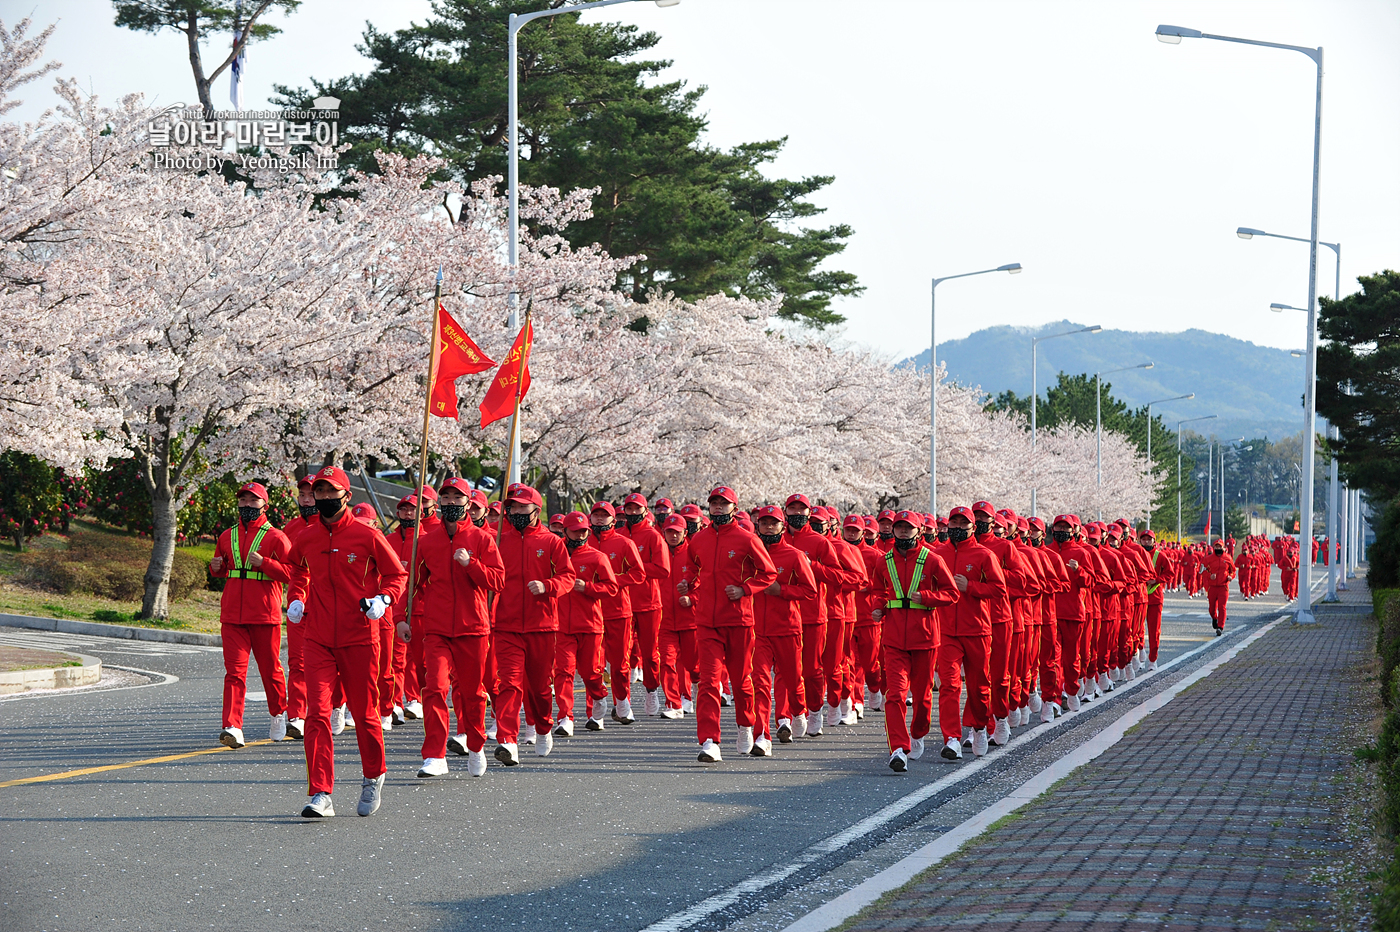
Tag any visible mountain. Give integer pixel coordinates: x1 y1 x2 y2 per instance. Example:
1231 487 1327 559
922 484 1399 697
902 321 1305 441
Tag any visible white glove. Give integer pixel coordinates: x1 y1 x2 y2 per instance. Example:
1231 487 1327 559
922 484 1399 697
286 600 304 623
362 595 389 620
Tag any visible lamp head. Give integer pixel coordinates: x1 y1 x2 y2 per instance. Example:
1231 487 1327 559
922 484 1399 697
1237 227 1264 240
1290 350 1303 357
1142 362 1155 370
998 263 1023 274
1184 393 1195 400
1270 303 1288 312
1086 325 1103 334
655 0 681 6
1156 24 1202 43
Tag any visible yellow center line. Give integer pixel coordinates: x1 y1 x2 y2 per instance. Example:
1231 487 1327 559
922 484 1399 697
0 738 277 788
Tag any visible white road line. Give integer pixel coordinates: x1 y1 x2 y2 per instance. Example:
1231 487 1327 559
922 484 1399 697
781 615 1286 932
638 616 1267 932
0 664 179 702
0 629 218 656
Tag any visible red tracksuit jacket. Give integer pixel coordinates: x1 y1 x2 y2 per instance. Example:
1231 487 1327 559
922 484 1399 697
661 540 697 632
558 540 618 636
753 537 818 637
687 521 779 628
620 518 671 614
931 538 1006 637
414 521 505 638
1202 553 1236 589
1046 538 1097 622
210 516 296 626
872 544 959 651
974 533 1033 627
592 528 645 621
494 523 577 634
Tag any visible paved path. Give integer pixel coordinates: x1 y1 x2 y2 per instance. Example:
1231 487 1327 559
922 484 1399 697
829 574 1372 932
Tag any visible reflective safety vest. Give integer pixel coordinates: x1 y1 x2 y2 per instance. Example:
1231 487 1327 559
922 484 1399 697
884 548 931 611
229 523 271 581
1146 550 1161 595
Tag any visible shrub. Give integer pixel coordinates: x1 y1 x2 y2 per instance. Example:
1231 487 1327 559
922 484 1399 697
23 529 208 602
0 451 65 550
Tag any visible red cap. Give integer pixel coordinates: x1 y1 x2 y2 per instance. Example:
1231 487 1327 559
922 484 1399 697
735 512 754 532
488 501 502 513
590 501 616 517
397 493 418 509
878 509 896 523
755 504 784 521
843 514 863 528
784 493 811 510
1016 517 1030 532
662 514 688 532
678 503 703 518
654 498 673 510
972 500 996 516
893 510 923 528
417 485 439 502
237 481 269 501
1105 524 1122 539
350 503 377 524
438 477 473 496
1052 514 1074 526
937 516 949 528
1139 529 1157 540
708 486 738 505
623 492 648 508
1086 524 1103 538
470 489 489 508
948 506 974 522
864 515 879 531
311 466 351 493
505 484 543 508
549 513 565 527
1029 516 1046 531
563 511 589 531
296 475 315 490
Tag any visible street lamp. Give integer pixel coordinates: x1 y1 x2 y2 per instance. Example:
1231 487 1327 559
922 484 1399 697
1177 414 1217 542
1030 324 1101 516
929 262 1022 517
1159 22 1324 625
1142 393 1194 528
1096 361 1154 521
507 0 680 483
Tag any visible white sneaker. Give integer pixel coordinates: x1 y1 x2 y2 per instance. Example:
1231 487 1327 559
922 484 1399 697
219 726 245 749
1067 693 1081 712
697 739 722 763
494 742 520 766
1040 703 1055 724
940 737 963 761
889 748 908 772
1097 673 1112 693
1126 665 1136 681
660 707 683 720
854 701 865 721
404 700 423 720
840 699 858 726
269 714 287 742
807 714 824 738
645 690 661 717
301 792 334 818
962 725 974 748
466 749 487 777
330 706 346 735
972 728 989 757
720 692 733 707
485 710 498 741
793 713 808 738
586 705 606 731
1021 704 1032 725
356 773 384 817
344 708 355 729
751 735 772 757
287 718 305 739
736 725 755 755
1148 660 1158 671
522 724 537 746
681 696 694 715
614 698 636 725
631 667 644 684
535 731 554 757
392 705 406 727
380 715 394 732
776 719 793 743
418 757 448 778
909 736 925 760
870 691 884 712
825 704 840 727
554 717 574 737
991 717 1010 747
1051 702 1063 717
1028 693 1043 714
1008 707 1021 727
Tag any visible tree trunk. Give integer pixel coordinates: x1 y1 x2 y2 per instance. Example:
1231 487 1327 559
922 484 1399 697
141 485 178 621
11 531 22 552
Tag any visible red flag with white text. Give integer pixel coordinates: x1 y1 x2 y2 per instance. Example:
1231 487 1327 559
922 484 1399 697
429 305 496 420
478 320 533 428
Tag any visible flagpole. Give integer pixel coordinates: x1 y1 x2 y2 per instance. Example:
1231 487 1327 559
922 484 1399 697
404 268 443 628
495 304 533 549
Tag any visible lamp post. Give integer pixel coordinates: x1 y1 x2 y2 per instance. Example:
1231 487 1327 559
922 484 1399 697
1096 361 1154 521
1031 324 1102 517
1273 300 1322 610
929 262 1022 517
508 0 680 483
1142 393 1194 528
1177 414 1216 542
1158 22 1324 623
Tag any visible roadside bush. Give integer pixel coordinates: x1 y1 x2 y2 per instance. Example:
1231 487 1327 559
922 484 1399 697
23 530 207 602
1375 596 1400 931
0 451 64 550
1373 496 1400 590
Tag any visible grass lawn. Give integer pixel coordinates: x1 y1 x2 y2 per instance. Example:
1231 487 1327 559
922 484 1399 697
0 645 83 673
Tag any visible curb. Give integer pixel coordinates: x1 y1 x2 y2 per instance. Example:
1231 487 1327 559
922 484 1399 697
0 612 224 647
0 651 101 694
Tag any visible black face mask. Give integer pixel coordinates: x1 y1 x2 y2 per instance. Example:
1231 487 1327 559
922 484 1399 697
315 498 345 519
508 512 532 532
893 536 918 552
565 537 585 552
685 520 700 536
398 518 417 530
711 512 733 526
623 513 645 528
1143 543 1155 551
439 503 466 523
474 516 486 528
947 527 970 544
974 520 992 536
879 531 894 541
1052 530 1072 544
238 506 262 524
809 520 826 535
922 532 936 542
591 524 610 539
298 504 317 519
1214 548 1224 555
937 531 948 542
1030 537 1043 547
759 532 783 547
786 514 808 531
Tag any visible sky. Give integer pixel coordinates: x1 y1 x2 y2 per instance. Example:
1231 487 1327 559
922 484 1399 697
9 0 1399 365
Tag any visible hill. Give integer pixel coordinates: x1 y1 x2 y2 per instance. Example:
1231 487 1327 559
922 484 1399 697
903 321 1305 441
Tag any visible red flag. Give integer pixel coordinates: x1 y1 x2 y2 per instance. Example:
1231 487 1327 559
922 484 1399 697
429 305 495 420
479 320 534 428
1203 510 1211 539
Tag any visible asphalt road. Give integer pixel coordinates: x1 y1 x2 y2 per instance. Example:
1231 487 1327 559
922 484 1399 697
0 571 1311 932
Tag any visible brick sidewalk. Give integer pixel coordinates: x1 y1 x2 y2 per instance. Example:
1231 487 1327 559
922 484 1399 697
845 582 1373 932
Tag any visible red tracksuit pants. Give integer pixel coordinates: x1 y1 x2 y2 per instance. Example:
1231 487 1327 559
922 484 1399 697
376 618 406 717
494 630 556 745
1208 586 1230 628
603 615 634 702
1146 601 1164 662
883 645 933 754
696 625 755 746
554 631 606 722
850 624 883 699
422 633 488 757
801 623 826 715
303 638 384 795
404 613 425 703
940 633 991 740
220 622 286 729
1038 620 1062 705
1056 619 1082 702
1281 569 1298 600
659 628 696 710
634 609 663 692
1007 625 1027 710
286 619 306 720
1097 615 1120 674
824 614 848 709
985 622 1012 722
753 633 801 739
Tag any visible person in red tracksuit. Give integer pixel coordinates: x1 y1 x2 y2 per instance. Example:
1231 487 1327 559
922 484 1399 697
751 505 818 756
492 483 576 765
845 514 886 716
658 514 698 718
259 466 407 819
618 493 672 718
281 476 320 740
822 507 868 726
554 511 618 735
1046 515 1097 713
1202 540 1237 635
588 501 646 725
1026 517 1068 722
932 506 1006 760
387 495 428 725
208 481 296 749
1002 513 1044 729
1096 525 1130 692
1279 540 1300 601
871 510 959 771
406 477 504 779
682 486 778 762
1139 530 1172 669
970 501 1032 749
